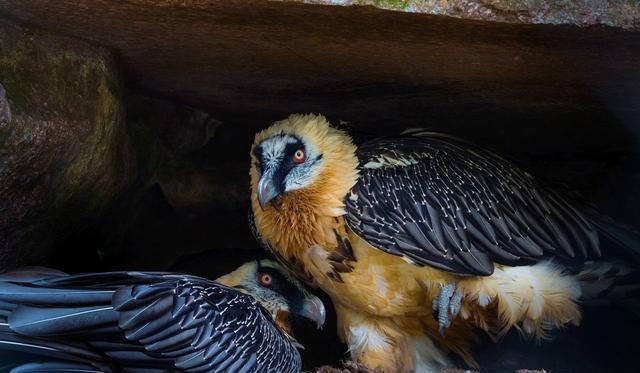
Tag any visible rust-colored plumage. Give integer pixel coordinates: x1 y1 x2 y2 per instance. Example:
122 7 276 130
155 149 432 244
250 114 635 372
251 115 359 266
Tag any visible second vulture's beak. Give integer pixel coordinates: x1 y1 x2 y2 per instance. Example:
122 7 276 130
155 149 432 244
296 295 326 330
257 172 282 210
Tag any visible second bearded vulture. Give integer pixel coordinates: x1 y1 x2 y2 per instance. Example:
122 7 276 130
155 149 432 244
249 113 639 372
0 260 325 372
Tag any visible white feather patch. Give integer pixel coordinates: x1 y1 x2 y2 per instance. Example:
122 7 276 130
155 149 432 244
346 324 390 353
364 154 419 169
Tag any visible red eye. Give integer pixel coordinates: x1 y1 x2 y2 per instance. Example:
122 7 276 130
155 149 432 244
258 273 272 286
293 149 305 163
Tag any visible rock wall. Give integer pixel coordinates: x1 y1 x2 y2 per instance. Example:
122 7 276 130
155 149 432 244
1 1 639 269
0 20 220 267
292 0 640 29
0 20 134 268
0 0 638 156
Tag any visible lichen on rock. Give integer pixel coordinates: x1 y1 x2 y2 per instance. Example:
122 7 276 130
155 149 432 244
290 0 640 29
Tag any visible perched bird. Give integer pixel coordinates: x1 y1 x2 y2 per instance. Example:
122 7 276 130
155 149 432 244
0 260 325 373
249 114 640 372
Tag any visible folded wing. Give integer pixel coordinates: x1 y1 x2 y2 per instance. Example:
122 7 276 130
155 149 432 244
345 132 601 276
0 268 301 372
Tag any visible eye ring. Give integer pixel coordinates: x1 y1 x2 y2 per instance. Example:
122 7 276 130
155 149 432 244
258 273 272 286
292 149 305 163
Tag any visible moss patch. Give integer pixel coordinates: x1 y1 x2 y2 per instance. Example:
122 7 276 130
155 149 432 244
352 0 411 10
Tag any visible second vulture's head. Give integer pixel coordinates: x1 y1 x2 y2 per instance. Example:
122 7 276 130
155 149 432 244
250 114 359 213
216 259 325 331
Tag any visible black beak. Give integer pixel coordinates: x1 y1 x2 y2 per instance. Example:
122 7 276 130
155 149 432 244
257 173 281 210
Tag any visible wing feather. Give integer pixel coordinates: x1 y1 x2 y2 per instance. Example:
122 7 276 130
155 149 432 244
345 134 602 275
0 269 301 372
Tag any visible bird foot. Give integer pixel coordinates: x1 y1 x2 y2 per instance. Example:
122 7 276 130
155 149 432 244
432 283 463 336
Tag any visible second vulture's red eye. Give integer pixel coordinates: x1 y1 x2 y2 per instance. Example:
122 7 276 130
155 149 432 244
293 149 305 163
258 273 272 286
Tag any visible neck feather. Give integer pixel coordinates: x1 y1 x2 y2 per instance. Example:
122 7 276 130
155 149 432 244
251 128 359 259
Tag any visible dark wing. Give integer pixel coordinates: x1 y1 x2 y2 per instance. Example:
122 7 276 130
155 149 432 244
345 131 601 276
0 268 301 373
113 276 302 373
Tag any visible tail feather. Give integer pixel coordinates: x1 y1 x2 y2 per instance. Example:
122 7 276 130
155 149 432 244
0 269 123 371
576 207 640 313
0 282 115 306
9 305 119 337
11 361 102 373
0 268 68 283
10 363 166 373
0 329 164 372
584 209 640 262
0 269 179 372
0 332 103 365
577 261 640 311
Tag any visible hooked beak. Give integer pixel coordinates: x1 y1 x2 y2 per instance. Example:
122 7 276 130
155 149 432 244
297 295 326 330
257 173 281 210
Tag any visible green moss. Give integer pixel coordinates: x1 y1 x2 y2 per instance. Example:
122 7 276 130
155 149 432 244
352 0 412 10
0 27 120 122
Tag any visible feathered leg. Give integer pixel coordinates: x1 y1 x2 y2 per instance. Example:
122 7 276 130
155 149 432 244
335 303 450 373
456 260 582 338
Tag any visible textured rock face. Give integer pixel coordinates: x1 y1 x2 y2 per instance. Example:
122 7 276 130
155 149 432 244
292 0 640 29
0 0 637 268
1 0 638 157
0 21 133 268
0 19 241 270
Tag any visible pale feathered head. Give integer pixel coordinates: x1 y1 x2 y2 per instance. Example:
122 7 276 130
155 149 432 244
216 259 325 330
250 114 358 212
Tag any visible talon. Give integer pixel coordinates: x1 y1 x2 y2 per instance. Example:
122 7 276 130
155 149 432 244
449 288 463 317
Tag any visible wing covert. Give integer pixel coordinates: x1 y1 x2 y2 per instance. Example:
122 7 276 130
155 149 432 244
345 132 601 276
115 276 302 373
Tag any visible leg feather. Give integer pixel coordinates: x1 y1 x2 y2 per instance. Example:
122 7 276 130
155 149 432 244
458 260 582 339
335 303 450 373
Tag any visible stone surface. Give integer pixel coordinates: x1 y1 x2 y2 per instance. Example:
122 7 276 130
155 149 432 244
0 20 134 268
289 1 640 29
6 0 633 273
0 0 639 156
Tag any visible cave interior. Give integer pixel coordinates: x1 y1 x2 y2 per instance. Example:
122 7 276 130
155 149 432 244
1 1 640 371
